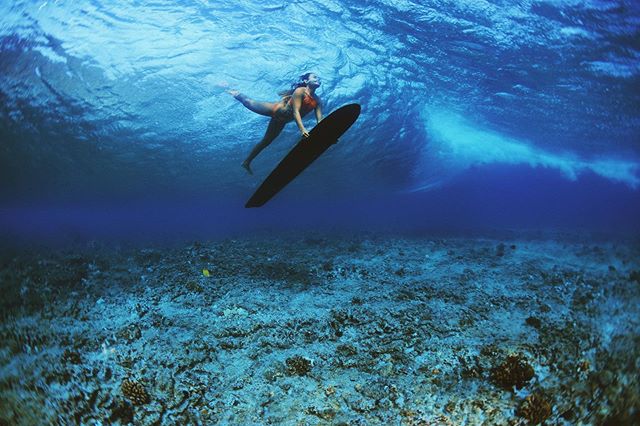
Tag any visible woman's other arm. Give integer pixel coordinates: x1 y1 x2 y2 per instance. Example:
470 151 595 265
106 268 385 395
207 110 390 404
291 88 309 137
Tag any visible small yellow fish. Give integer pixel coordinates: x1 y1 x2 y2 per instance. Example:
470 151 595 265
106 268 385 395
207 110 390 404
202 269 210 277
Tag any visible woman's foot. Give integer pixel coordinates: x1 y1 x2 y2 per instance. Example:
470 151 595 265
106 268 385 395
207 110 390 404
226 89 240 99
211 81 230 95
241 160 253 175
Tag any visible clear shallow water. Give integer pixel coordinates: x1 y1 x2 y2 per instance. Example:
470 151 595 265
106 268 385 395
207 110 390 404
1 0 639 241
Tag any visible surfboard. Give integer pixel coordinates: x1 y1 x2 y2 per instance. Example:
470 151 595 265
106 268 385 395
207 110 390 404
245 103 361 208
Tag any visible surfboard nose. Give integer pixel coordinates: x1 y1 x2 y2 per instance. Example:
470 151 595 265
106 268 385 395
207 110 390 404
312 103 360 141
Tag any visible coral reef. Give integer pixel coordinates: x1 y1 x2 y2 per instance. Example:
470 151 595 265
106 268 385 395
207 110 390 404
491 353 535 390
121 379 149 405
518 392 552 424
285 355 313 376
61 349 81 365
0 235 638 425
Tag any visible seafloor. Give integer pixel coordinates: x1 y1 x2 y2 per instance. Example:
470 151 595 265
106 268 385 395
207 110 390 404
1 233 639 425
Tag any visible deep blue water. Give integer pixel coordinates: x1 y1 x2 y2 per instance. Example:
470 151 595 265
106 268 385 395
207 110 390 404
1 0 639 243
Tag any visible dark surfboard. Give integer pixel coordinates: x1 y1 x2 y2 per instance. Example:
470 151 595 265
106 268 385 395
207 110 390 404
245 103 361 208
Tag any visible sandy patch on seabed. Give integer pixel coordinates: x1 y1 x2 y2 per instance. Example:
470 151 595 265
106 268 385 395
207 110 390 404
1 234 638 425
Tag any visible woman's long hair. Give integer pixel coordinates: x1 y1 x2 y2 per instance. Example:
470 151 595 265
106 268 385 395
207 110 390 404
278 72 315 98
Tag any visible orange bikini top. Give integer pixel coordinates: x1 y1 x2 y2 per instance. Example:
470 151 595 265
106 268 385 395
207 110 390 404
301 93 317 112
284 90 317 115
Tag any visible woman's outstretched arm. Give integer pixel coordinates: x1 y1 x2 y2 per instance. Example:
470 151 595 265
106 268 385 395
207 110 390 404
315 99 323 124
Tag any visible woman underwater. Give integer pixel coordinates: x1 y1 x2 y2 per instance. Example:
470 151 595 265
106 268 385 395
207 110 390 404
226 72 323 175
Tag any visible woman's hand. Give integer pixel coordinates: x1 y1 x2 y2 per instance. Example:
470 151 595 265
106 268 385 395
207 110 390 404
301 129 310 138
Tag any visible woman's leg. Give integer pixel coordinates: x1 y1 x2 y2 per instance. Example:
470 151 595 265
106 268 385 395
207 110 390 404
228 90 278 117
242 118 286 174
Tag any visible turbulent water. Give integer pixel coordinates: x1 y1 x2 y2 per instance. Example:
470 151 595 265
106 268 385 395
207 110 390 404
1 0 639 240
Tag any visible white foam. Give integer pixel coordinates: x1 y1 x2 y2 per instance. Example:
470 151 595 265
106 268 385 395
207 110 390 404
410 108 640 191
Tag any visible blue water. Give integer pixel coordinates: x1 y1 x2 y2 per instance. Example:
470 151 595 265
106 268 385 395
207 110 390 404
1 0 639 242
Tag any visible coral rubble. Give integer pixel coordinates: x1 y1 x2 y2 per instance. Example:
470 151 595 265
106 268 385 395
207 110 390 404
0 234 638 424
